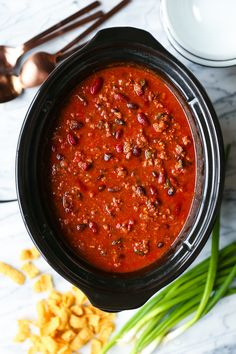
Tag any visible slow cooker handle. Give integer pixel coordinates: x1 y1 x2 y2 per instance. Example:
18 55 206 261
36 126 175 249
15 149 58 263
84 286 155 312
84 26 170 55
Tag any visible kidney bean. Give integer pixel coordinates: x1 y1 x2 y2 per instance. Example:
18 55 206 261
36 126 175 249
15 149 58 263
158 171 166 184
137 112 149 125
89 221 98 233
90 77 103 95
115 129 123 140
175 203 182 215
116 144 123 153
67 133 77 145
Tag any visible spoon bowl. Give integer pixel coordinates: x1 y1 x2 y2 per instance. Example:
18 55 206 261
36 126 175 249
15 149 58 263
0 0 131 103
0 74 23 103
20 52 57 88
0 45 24 74
0 2 102 75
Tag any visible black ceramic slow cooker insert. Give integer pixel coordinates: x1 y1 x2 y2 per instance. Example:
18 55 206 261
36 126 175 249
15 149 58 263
16 27 224 312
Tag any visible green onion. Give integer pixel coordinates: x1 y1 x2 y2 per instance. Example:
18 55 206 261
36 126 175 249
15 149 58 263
101 144 235 354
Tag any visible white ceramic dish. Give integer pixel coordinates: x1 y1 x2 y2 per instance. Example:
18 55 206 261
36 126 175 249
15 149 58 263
161 0 236 67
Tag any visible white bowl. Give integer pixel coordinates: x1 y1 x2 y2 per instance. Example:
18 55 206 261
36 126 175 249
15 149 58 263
161 0 236 67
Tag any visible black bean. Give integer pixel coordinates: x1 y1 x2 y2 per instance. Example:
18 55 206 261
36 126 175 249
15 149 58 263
154 198 161 207
132 146 142 157
70 120 84 130
111 238 123 246
157 242 164 248
56 153 64 161
140 79 147 87
108 186 121 193
115 118 126 125
104 153 113 161
98 184 106 191
167 187 175 196
136 185 146 196
152 171 158 178
127 102 139 110
76 223 87 232
97 174 105 180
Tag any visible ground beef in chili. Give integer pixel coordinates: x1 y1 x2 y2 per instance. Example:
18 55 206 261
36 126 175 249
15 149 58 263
47 65 195 273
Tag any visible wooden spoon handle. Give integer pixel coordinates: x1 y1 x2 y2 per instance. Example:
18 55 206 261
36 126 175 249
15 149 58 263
22 1 101 51
30 11 103 48
56 0 131 57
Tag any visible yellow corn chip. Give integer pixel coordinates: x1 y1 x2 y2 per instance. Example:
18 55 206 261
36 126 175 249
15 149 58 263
49 290 62 303
58 345 72 354
88 314 100 329
69 334 84 351
61 329 76 342
91 338 102 354
40 317 60 336
69 314 87 329
20 247 40 260
33 274 53 293
14 320 31 342
29 335 44 353
36 300 50 325
78 327 93 344
71 305 83 316
98 325 114 344
41 336 58 354
57 308 70 331
62 291 75 308
15 267 116 354
0 261 25 285
72 286 87 304
21 262 40 279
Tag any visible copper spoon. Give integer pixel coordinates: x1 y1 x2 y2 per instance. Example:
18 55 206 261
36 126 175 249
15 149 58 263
0 10 104 103
0 1 101 74
0 0 131 103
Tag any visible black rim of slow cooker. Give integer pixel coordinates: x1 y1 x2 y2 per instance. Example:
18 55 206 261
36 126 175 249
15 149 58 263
16 28 225 310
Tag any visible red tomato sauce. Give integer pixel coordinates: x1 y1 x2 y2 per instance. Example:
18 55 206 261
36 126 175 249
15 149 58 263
47 65 195 273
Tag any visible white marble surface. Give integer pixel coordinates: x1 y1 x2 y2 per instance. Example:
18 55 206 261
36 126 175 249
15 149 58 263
0 0 236 353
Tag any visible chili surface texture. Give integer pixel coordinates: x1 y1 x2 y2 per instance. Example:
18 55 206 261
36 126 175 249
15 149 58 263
47 65 195 273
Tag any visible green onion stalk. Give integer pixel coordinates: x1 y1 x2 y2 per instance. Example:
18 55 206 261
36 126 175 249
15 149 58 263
101 145 236 354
